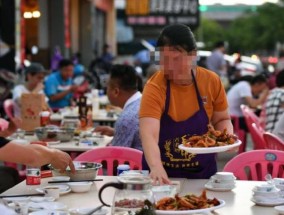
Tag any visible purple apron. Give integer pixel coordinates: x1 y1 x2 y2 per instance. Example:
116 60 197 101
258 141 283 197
142 71 217 179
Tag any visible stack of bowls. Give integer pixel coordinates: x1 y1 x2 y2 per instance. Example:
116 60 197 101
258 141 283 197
274 178 284 196
207 172 236 190
252 184 280 202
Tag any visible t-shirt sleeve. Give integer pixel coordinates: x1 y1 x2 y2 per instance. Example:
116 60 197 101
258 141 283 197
44 77 57 97
239 82 252 98
12 86 22 102
0 137 10 148
139 77 165 120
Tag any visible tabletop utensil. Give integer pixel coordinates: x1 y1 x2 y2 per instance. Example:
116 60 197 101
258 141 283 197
48 179 103 184
0 193 44 198
85 204 104 215
265 174 274 185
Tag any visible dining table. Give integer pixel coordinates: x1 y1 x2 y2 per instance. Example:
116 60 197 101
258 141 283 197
1 176 281 215
50 109 118 127
23 135 113 152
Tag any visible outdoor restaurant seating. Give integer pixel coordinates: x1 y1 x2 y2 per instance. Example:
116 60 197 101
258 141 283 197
264 132 284 150
74 146 142 176
223 149 284 181
230 115 247 153
241 105 266 149
250 122 266 150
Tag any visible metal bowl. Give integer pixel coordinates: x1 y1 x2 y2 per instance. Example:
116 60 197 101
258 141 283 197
34 126 75 142
49 162 102 181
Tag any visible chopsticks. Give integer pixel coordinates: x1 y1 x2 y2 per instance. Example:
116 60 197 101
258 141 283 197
0 193 44 198
48 179 103 184
86 204 104 215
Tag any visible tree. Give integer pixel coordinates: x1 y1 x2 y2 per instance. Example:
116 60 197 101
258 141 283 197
227 3 284 54
194 18 225 50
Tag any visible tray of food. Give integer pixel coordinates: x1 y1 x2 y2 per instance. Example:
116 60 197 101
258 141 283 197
178 125 241 154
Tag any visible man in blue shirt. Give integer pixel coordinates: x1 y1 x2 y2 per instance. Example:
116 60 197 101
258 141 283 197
94 65 142 151
44 59 78 109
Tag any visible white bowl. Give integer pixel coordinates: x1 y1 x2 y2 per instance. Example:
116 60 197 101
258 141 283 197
214 172 236 180
254 184 278 192
67 182 93 193
210 181 236 189
51 176 70 181
274 178 284 185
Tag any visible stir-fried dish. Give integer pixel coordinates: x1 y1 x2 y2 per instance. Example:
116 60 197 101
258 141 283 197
155 190 220 211
182 124 238 148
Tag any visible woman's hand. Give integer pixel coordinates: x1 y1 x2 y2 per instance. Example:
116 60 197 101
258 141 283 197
149 165 171 185
50 150 75 173
94 126 114 136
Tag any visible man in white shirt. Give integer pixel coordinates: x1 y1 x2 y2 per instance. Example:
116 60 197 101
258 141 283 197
12 63 49 117
94 65 142 151
227 75 269 130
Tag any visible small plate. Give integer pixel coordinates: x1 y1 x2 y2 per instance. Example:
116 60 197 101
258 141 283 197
3 196 30 202
69 207 108 215
36 185 71 195
251 197 284 206
29 210 69 215
205 182 235 192
275 205 284 214
30 197 55 202
178 140 242 154
28 201 67 211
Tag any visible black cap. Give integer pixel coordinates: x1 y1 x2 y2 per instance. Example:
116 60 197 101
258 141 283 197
26 63 46 74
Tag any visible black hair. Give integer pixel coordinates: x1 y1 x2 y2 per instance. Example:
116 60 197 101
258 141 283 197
250 74 267 85
276 69 284 87
58 59 73 69
156 24 197 53
214 41 225 48
110 64 139 91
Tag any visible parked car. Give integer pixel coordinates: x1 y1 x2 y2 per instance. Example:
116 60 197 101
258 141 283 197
197 50 264 76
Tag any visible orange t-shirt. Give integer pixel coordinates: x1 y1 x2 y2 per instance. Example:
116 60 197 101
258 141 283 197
139 67 228 121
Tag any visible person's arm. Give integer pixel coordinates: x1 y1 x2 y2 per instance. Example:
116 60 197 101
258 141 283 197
94 126 114 136
244 88 269 108
140 117 171 185
48 85 77 102
0 118 21 138
0 141 75 173
211 109 233 134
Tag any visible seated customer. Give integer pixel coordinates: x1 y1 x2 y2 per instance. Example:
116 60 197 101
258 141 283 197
263 70 284 132
44 59 78 109
12 63 49 117
227 75 269 131
94 64 142 151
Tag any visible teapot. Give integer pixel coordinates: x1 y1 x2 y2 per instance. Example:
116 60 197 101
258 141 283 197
98 176 155 215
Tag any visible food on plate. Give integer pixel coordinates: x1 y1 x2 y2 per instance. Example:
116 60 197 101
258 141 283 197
182 125 238 148
155 190 220 210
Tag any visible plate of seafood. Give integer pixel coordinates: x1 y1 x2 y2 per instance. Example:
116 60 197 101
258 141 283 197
155 190 225 215
178 125 241 154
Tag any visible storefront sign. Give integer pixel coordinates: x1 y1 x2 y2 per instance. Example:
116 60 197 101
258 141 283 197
125 0 199 28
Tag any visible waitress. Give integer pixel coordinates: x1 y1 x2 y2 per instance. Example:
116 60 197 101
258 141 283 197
139 24 234 185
